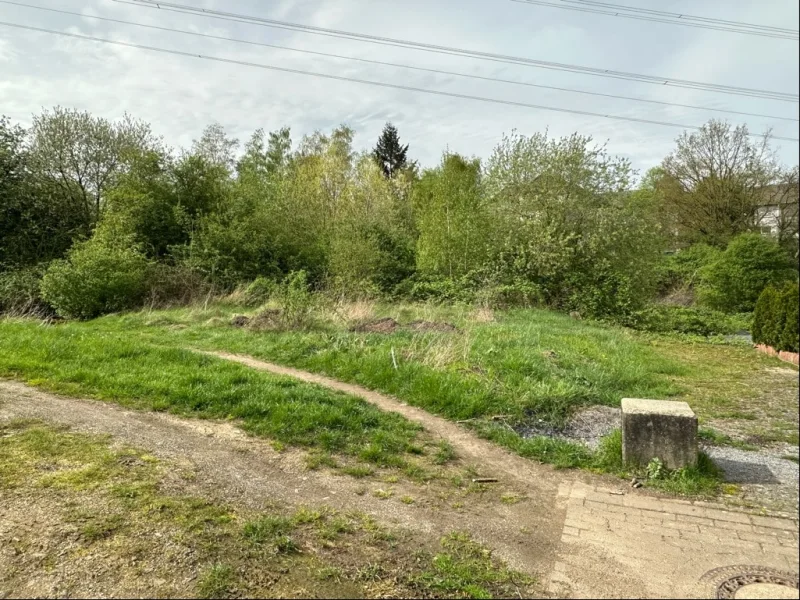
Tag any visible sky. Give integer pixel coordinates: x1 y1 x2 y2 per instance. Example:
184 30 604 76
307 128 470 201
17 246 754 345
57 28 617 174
1 0 798 176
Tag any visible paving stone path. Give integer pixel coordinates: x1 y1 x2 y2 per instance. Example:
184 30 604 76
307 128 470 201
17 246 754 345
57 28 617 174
551 481 799 598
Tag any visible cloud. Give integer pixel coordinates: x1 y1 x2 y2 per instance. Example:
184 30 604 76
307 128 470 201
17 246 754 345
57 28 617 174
0 0 797 173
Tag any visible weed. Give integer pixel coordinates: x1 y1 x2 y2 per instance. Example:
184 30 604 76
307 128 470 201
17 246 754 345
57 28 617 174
243 515 294 546
401 495 415 505
412 532 532 598
342 464 375 478
198 564 236 599
372 488 393 500
500 493 524 505
433 440 456 465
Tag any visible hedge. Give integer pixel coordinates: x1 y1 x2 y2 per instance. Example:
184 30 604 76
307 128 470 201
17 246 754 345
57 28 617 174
752 281 799 353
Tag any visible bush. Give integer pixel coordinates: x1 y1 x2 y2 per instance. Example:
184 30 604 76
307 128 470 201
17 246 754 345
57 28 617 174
656 244 722 298
275 270 316 329
145 263 212 308
243 276 276 307
41 237 152 319
779 283 799 353
624 305 750 336
698 234 795 313
0 265 53 317
753 282 799 352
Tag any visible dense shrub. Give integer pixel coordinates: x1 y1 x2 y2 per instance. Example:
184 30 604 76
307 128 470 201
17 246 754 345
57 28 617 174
753 282 799 352
41 236 152 319
0 265 53 317
698 234 796 313
656 244 722 298
243 276 276 307
624 305 750 337
275 270 316 329
145 263 212 308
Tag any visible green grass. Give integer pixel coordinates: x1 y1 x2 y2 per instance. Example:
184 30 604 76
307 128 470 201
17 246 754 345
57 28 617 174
592 429 723 496
0 319 422 468
1 299 795 486
412 531 532 599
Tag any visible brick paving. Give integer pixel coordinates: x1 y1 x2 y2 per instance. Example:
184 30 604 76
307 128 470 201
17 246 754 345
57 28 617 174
550 482 800 598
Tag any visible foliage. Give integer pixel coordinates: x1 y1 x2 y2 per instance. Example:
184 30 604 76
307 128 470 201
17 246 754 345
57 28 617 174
243 276 276 307
372 122 409 178
0 264 52 316
414 153 488 280
275 270 316 329
40 233 152 319
483 131 663 316
656 244 722 298
753 282 799 352
26 107 160 231
698 233 796 313
658 120 791 247
623 305 750 336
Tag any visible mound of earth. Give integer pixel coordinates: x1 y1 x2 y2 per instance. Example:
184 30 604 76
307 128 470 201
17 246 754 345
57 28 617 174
349 317 399 334
248 308 283 330
407 320 459 333
230 315 250 327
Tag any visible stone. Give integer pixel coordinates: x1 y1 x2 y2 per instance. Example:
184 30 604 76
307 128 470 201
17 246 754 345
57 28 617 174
621 398 697 469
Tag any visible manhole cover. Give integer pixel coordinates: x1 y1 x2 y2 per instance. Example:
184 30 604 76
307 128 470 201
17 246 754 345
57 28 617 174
700 566 799 599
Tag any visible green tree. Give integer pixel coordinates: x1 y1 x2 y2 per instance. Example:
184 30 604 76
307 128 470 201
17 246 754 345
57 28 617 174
0 115 86 269
484 130 661 315
699 233 796 313
414 153 488 279
373 122 409 178
659 120 787 247
27 107 160 232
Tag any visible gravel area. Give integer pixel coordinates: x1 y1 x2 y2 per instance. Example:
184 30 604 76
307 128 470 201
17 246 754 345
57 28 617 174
520 404 800 512
704 445 799 512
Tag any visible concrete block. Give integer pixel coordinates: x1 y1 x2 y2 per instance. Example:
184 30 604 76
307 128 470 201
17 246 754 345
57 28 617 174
621 398 697 469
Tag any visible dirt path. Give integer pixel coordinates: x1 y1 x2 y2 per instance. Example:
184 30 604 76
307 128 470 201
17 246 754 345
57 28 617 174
205 351 572 497
0 379 567 590
3 362 797 599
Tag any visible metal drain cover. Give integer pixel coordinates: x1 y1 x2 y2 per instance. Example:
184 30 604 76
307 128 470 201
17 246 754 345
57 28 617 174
701 566 799 599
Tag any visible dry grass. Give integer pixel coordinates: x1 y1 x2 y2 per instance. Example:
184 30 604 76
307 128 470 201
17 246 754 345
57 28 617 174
470 307 496 324
402 331 473 371
322 297 377 327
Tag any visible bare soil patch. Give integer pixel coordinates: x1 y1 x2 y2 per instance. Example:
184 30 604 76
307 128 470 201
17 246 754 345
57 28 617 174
349 317 399 334
0 379 570 595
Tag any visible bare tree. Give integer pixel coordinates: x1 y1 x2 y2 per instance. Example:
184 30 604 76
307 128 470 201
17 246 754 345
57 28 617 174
660 120 785 247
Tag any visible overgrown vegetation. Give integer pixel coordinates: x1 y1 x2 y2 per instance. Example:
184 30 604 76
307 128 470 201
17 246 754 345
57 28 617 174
3 110 796 325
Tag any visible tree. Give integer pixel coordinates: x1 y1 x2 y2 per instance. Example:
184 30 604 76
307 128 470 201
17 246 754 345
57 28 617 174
659 120 787 248
698 233 796 313
27 107 160 232
373 122 409 178
414 153 487 279
0 115 86 269
483 130 661 314
191 123 238 173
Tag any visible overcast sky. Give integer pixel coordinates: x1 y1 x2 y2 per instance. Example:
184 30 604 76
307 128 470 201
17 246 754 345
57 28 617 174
1 0 798 176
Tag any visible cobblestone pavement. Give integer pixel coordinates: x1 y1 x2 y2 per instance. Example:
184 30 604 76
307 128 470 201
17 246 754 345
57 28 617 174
550 481 800 598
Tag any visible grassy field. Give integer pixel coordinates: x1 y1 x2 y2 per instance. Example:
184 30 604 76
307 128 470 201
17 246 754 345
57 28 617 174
0 301 796 487
0 420 529 598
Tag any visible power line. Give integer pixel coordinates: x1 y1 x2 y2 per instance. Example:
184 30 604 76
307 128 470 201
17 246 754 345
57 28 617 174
3 20 796 142
4 1 796 123
510 0 799 40
561 0 797 34
113 0 799 103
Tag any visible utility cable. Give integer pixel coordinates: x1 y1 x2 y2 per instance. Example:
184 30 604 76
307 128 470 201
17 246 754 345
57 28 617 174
3 20 796 141
3 1 795 123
